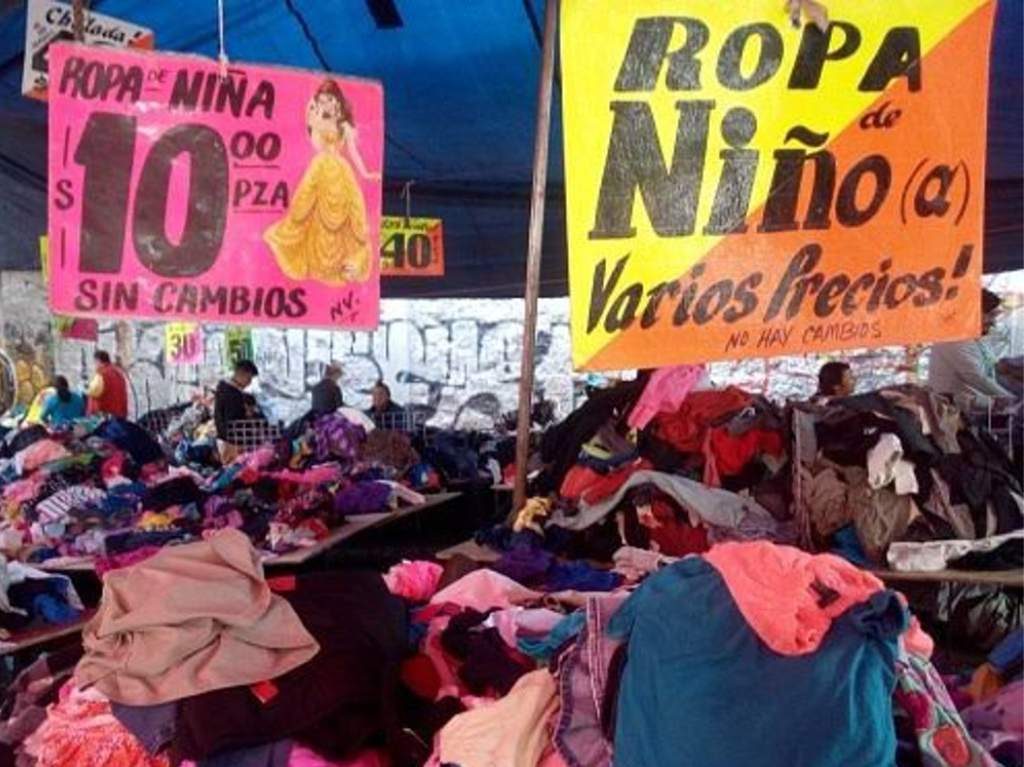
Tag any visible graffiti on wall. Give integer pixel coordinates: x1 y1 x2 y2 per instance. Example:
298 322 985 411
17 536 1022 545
0 272 54 412
4 270 1017 426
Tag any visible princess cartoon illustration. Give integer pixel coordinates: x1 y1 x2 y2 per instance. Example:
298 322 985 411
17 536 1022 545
264 79 380 285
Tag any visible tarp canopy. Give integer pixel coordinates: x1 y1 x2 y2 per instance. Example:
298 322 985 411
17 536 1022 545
0 0 1020 296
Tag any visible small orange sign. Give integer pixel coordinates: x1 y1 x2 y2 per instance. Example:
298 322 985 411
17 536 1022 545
380 217 445 277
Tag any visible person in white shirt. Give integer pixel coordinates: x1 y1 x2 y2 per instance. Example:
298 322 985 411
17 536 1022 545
927 289 1015 405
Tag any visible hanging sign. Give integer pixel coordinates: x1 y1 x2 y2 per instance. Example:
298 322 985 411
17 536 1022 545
47 43 384 330
380 216 445 277
561 0 994 370
23 0 154 101
165 323 203 365
224 327 254 368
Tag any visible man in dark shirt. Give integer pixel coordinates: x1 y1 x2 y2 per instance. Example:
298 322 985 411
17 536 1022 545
310 363 344 415
365 381 405 430
214 360 260 462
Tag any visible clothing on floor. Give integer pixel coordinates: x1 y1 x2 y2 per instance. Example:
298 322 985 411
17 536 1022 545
436 669 558 767
75 529 319 705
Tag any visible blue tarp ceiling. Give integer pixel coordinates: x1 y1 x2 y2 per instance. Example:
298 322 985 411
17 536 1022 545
0 0 1020 297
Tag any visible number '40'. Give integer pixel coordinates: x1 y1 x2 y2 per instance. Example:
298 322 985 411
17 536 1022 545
73 112 229 277
381 231 432 270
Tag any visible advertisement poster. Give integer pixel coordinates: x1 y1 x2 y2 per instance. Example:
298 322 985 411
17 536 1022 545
561 1 994 370
380 216 445 277
47 43 384 329
165 322 203 365
23 0 153 100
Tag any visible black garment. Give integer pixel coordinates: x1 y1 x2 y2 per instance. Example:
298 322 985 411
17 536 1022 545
949 539 1024 571
142 476 205 512
175 571 407 762
94 419 164 465
0 425 48 459
214 380 259 440
366 400 406 430
439 609 532 697
536 376 648 494
311 378 344 416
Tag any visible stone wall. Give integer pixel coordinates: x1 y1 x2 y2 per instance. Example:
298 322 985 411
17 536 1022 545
1 270 1021 425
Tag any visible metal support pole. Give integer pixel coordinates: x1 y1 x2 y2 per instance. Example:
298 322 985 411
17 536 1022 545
513 0 558 513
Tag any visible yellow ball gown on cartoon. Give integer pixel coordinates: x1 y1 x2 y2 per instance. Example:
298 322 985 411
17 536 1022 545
264 145 371 284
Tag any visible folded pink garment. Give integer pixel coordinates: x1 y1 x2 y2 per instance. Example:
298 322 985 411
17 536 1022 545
704 541 933 657
75 529 319 705
430 569 541 613
383 560 443 602
627 365 705 430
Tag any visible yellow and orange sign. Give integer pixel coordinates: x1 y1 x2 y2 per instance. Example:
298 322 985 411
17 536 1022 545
561 0 995 370
380 217 445 277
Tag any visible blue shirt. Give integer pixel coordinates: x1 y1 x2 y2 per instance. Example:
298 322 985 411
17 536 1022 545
40 391 86 426
609 558 902 767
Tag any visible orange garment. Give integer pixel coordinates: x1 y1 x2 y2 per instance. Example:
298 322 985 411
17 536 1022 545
23 682 169 767
704 541 933 657
559 460 652 506
264 150 370 284
76 529 319 705
966 663 1004 703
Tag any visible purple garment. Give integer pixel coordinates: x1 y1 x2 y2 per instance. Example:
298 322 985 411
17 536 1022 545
961 680 1024 757
555 594 628 767
495 546 555 586
333 481 391 516
313 414 365 466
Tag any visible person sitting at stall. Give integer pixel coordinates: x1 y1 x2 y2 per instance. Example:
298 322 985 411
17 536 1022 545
311 363 344 416
365 381 405 430
214 360 262 463
813 361 855 403
928 289 1016 406
86 351 128 418
39 376 86 427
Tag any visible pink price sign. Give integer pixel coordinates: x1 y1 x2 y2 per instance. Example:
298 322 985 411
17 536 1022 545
47 43 383 329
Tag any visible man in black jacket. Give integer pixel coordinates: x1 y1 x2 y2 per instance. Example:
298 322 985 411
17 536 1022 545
214 360 261 462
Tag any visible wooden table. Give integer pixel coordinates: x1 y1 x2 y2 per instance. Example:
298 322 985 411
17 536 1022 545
0 610 94 655
264 491 462 566
435 538 502 563
871 568 1023 587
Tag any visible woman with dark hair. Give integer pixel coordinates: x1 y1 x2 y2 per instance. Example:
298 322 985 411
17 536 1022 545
264 78 380 285
40 375 86 426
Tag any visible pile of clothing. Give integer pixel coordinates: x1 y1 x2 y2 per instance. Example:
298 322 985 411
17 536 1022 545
2 529 410 767
0 412 436 575
944 628 1023 765
483 370 793 566
0 556 84 638
400 543 1003 767
794 384 1024 569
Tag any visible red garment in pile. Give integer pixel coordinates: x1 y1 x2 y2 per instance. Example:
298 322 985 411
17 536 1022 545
559 460 652 506
652 388 752 454
703 427 785 486
641 499 710 557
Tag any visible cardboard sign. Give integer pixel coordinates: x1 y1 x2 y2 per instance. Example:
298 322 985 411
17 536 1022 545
561 1 994 370
224 327 253 369
380 217 445 276
165 322 203 365
23 0 153 100
47 43 383 329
